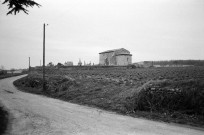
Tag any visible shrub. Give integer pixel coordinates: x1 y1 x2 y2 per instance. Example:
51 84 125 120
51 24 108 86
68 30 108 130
134 80 204 116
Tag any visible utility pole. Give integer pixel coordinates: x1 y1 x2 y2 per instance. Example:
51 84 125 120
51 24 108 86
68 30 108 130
43 23 46 91
40 60 41 66
29 57 30 72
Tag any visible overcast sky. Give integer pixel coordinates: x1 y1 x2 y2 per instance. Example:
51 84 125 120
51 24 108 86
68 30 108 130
0 0 204 69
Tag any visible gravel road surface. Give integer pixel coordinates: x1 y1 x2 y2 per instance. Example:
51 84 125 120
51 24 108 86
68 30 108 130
0 75 203 135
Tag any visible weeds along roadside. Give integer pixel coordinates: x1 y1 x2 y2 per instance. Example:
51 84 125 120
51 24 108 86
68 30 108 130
0 106 8 135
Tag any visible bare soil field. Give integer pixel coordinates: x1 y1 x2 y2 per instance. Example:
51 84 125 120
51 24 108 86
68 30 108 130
14 66 204 127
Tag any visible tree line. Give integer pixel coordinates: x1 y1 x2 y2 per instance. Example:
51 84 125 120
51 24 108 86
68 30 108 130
153 60 204 66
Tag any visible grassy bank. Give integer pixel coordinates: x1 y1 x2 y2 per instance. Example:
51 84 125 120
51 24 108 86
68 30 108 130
14 68 204 128
0 106 8 135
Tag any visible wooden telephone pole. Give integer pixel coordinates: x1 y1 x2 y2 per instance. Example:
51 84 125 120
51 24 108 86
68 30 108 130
43 23 46 91
29 57 30 72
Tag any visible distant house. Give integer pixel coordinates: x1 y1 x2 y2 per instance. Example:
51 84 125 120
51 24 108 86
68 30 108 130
6 69 23 74
64 61 73 66
99 48 132 66
13 69 23 73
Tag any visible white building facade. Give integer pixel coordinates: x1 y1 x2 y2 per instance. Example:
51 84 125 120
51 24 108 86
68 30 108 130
99 48 132 66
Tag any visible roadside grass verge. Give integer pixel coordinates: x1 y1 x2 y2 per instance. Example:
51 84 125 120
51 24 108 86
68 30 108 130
0 106 8 135
13 72 204 128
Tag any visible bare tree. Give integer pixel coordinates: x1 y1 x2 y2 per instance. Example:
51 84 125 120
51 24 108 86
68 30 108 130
2 0 41 15
0 65 5 70
47 62 54 67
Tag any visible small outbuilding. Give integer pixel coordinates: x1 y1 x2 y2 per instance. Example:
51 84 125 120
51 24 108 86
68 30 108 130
99 48 132 66
64 61 73 66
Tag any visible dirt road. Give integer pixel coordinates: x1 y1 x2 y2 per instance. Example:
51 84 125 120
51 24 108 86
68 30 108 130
0 75 203 135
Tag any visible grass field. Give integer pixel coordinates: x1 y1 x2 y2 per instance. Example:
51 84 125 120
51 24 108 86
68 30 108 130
14 66 204 127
